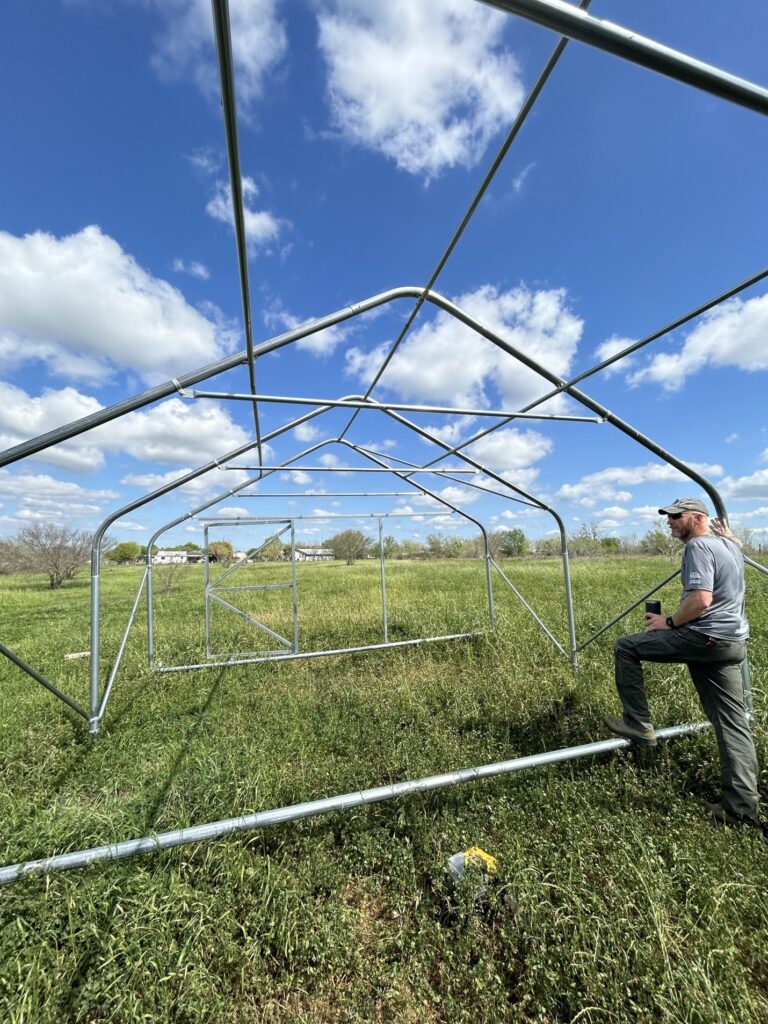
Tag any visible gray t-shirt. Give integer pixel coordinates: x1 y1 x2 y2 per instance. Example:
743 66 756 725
680 534 749 641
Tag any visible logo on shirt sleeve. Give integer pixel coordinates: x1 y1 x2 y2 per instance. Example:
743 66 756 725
688 571 704 586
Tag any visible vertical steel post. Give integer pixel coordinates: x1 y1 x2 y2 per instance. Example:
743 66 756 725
204 526 212 658
89 567 101 735
379 517 388 643
484 533 495 628
555 514 578 671
290 521 299 653
146 554 155 668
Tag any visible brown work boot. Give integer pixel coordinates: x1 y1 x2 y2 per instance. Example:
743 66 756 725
603 714 657 747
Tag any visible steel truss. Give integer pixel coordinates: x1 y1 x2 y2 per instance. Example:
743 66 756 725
1 0 767 882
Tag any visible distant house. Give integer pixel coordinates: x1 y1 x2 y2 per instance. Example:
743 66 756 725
294 547 335 562
233 550 248 562
153 550 188 565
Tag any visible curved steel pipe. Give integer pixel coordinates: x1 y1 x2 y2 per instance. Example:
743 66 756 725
480 0 768 115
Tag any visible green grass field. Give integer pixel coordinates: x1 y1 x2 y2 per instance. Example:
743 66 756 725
1 557 767 1023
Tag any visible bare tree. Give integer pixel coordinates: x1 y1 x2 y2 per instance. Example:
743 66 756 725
9 524 95 589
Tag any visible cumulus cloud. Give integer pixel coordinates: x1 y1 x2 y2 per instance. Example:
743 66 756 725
280 470 312 485
0 383 255 473
731 506 768 521
148 0 287 116
318 452 352 475
418 416 477 448
206 177 286 256
316 0 524 179
173 258 210 279
721 468 768 501
114 520 148 532
596 505 631 518
556 462 724 508
121 465 254 502
593 335 638 377
345 284 583 410
628 292 768 392
104 399 253 466
465 427 553 474
292 423 320 443
0 227 232 384
437 485 479 507
0 382 106 472
262 302 350 356
0 470 118 534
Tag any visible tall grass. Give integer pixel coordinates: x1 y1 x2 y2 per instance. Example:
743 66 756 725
0 557 766 1023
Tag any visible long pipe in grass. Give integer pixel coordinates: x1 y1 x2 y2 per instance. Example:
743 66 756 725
0 723 709 886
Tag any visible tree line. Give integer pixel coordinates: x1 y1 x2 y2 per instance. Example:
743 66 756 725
2 521 765 590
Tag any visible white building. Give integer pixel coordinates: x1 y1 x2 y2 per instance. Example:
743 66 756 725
153 550 189 565
294 547 335 562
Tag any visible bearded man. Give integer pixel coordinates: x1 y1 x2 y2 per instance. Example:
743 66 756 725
604 497 759 825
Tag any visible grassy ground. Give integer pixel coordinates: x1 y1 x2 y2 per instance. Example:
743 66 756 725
0 556 767 1023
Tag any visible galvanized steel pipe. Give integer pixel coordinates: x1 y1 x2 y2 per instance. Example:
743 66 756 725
0 722 709 885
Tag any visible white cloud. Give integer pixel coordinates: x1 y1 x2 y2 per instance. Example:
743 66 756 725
318 452 352 475
0 470 119 533
293 423 320 442
148 0 287 116
206 177 286 256
629 292 768 392
721 468 768 501
317 0 523 180
280 470 312 485
114 520 148 532
726 433 740 444
173 258 210 280
263 303 349 356
0 469 117 502
345 284 583 410
731 506 768 520
510 162 535 194
438 485 479 507
596 505 631 518
466 427 553 474
557 462 723 508
428 514 459 531
593 335 637 377
0 227 231 384
418 416 477 447
632 505 664 521
187 148 222 176
0 382 106 472
103 399 254 466
359 438 397 451
120 465 253 502
215 506 250 517
0 381 257 474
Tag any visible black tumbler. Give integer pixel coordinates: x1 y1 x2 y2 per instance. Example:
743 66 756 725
645 600 662 615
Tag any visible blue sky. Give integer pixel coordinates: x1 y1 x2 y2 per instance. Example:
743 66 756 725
1 0 767 551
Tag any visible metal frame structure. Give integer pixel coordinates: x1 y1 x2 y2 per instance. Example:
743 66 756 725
149 509 494 673
1 0 767 882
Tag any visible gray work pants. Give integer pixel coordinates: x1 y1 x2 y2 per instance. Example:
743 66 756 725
614 625 758 819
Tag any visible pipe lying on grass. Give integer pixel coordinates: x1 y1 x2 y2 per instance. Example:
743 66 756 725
0 722 709 886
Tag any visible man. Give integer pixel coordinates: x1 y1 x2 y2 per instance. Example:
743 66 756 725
604 497 759 825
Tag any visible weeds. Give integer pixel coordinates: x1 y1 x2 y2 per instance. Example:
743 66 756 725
0 557 766 1022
